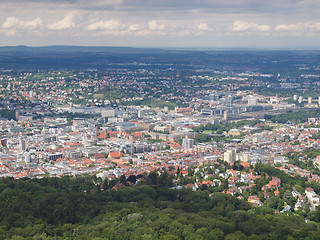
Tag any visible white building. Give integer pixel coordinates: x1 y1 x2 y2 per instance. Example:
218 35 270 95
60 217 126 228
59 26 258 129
248 96 258 106
224 149 236 163
182 137 194 150
242 152 250 162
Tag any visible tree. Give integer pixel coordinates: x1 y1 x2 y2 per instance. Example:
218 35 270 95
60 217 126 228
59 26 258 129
127 175 137 184
147 171 158 185
158 171 172 187
119 175 127 185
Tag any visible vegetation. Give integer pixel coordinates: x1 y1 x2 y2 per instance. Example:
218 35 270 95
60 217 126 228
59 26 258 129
0 173 319 239
265 109 320 124
284 149 320 175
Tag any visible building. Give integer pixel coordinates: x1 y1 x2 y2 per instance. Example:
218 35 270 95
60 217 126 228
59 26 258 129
19 138 26 152
0 139 7 148
224 149 236 163
248 96 258 106
182 137 194 150
242 152 250 162
224 110 229 121
101 108 115 117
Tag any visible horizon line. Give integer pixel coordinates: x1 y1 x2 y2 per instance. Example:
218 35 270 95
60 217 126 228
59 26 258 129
0 45 320 51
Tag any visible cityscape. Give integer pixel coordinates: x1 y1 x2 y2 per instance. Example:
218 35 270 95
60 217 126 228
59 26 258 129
2 0 320 239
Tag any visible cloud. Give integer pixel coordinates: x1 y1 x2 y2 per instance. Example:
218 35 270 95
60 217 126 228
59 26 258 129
49 13 75 30
232 20 270 32
3 29 17 36
275 22 320 32
148 20 165 31
128 24 144 31
275 24 298 31
196 22 209 31
2 17 42 30
88 19 124 31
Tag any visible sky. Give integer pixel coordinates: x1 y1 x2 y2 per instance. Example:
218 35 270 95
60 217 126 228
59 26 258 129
0 0 320 49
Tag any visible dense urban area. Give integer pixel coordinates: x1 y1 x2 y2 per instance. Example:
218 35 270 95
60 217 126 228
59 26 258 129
2 48 320 239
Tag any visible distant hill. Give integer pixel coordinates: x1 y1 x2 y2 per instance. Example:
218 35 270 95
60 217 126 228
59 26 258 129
0 45 169 54
0 45 320 72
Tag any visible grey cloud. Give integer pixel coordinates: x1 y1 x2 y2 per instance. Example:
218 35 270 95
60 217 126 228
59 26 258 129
0 0 308 13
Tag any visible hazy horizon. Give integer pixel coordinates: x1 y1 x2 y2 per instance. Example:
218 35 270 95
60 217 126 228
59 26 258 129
0 1 320 49
1 45 320 51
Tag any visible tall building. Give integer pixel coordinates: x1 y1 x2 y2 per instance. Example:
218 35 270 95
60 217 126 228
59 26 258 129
0 139 7 148
224 110 229 121
293 95 298 101
242 152 250 162
138 110 144 118
15 110 20 120
210 118 220 125
182 137 194 150
298 96 303 104
19 138 26 152
224 149 236 163
308 97 312 104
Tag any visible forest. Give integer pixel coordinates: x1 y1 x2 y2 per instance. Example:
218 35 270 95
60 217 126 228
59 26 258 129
0 173 320 239
264 109 320 124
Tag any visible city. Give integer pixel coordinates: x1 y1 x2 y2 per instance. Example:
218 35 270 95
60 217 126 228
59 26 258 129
1 0 320 236
1 62 320 216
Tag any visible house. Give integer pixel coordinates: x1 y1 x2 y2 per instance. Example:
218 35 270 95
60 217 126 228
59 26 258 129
305 187 320 210
180 170 188 176
201 180 213 186
128 132 144 141
262 176 281 191
274 190 280 195
97 132 108 139
185 183 197 191
108 151 124 159
91 153 105 160
226 187 240 196
111 159 129 165
226 169 239 177
241 162 250 168
248 196 262 206
165 141 182 150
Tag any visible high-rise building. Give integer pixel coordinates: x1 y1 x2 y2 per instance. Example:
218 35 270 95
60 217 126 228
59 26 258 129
242 152 250 162
138 110 144 118
19 138 26 152
224 110 229 121
293 95 298 101
298 96 303 104
15 110 20 120
182 137 194 150
0 139 7 148
308 97 312 104
210 118 220 125
224 149 236 163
